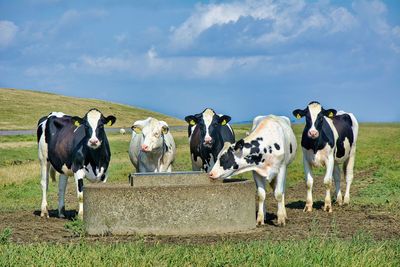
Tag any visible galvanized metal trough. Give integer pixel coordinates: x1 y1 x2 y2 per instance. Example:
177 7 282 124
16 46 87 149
83 171 256 236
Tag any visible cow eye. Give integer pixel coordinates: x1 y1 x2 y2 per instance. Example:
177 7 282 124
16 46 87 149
154 132 160 137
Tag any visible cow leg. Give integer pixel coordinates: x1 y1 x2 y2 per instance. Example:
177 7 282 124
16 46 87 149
323 155 335 213
275 165 287 226
40 161 50 218
253 171 267 225
58 174 68 218
344 146 356 204
74 169 85 219
333 164 343 206
303 158 313 212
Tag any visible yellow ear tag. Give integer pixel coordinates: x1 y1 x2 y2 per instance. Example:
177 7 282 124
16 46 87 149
296 114 301 119
221 119 227 126
74 121 80 127
189 120 196 126
107 120 113 126
162 128 168 134
328 112 334 118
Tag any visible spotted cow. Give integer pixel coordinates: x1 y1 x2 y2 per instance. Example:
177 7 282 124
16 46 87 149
185 108 235 172
209 115 297 226
37 109 116 219
293 101 358 213
129 117 176 172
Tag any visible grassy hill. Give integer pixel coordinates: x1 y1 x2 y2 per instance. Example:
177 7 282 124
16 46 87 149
0 88 184 130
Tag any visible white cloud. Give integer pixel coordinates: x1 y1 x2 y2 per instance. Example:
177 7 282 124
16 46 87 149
0 20 18 48
329 7 357 33
73 50 272 79
79 55 132 72
169 0 359 50
170 0 277 48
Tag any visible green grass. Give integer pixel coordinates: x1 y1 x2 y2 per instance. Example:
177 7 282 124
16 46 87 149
0 123 399 265
0 88 184 130
0 234 399 266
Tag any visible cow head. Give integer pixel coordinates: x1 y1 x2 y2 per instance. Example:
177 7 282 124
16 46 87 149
185 108 231 148
209 137 264 179
72 109 116 149
292 101 336 140
131 117 169 152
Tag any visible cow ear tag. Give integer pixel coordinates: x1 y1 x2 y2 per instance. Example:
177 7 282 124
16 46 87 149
328 112 334 118
107 120 113 126
74 121 80 127
296 114 301 119
189 120 196 126
221 119 227 126
162 128 168 134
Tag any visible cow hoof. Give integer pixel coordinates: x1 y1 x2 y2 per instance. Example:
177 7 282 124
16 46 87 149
324 204 332 213
40 208 49 218
303 205 313 213
277 218 286 226
58 206 66 218
343 196 350 205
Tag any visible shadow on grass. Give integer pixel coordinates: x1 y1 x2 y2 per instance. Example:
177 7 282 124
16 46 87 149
286 200 324 210
33 209 77 220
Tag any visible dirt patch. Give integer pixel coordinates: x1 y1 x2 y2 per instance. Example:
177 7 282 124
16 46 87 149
1 170 399 244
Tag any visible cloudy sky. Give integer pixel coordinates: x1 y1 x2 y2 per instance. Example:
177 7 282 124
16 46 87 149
0 0 399 122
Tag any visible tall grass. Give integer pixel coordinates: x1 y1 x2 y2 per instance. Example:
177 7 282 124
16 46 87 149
0 234 399 266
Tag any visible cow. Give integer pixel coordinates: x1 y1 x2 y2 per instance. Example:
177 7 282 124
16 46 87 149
292 101 358 213
37 109 116 219
209 115 297 226
184 108 235 172
129 117 176 172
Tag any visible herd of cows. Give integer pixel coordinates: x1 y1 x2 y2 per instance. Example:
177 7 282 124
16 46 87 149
36 101 358 227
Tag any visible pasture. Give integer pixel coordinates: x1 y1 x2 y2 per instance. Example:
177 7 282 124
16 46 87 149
0 122 399 266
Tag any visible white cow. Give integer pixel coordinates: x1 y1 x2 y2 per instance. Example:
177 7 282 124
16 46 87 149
129 117 176 172
209 115 297 226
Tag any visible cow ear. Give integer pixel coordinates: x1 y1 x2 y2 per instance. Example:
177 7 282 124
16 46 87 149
105 115 116 126
72 116 84 127
131 125 142 133
185 115 197 126
159 121 169 134
234 139 244 151
218 115 231 126
292 109 305 119
323 109 337 118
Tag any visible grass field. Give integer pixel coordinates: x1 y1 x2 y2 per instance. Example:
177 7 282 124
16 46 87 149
0 89 399 265
0 88 184 130
0 122 399 266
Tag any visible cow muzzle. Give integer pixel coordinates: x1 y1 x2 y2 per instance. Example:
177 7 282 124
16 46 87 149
203 136 213 146
88 138 101 149
208 170 218 180
308 130 319 139
141 144 152 152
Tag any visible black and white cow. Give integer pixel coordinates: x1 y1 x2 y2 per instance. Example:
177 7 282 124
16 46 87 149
293 101 358 213
209 115 297 226
184 108 235 172
37 109 116 219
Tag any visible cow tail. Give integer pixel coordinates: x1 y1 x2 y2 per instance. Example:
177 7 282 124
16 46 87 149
49 166 56 182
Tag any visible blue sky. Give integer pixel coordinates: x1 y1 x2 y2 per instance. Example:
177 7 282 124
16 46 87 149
0 0 399 122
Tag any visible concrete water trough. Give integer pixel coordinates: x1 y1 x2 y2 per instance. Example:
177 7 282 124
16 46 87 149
83 171 256 236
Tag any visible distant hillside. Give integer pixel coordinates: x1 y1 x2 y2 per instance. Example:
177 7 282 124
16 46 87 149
0 88 184 130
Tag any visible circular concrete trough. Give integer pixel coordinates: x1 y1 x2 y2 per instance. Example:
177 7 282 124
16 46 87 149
83 172 256 236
